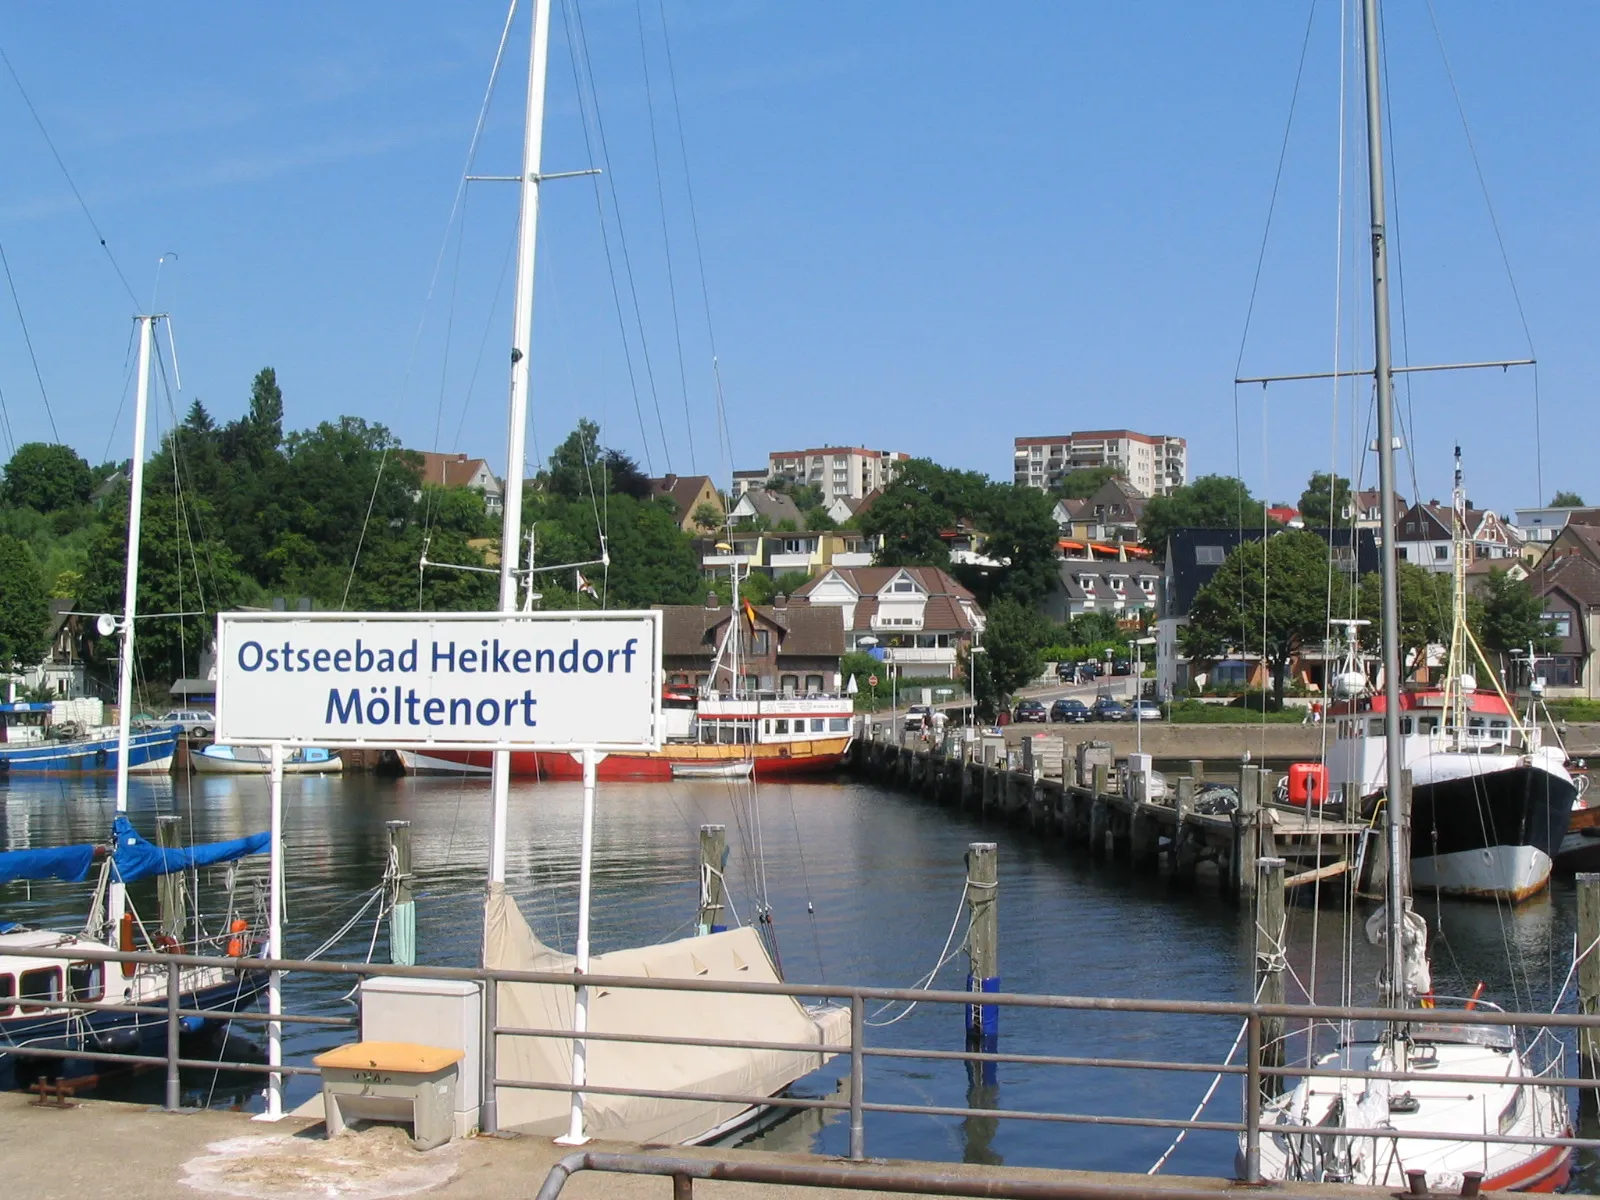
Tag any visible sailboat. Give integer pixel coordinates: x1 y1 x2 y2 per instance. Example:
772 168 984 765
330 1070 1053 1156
1326 453 1575 902
463 0 844 1142
0 317 271 1093
1248 0 1571 1187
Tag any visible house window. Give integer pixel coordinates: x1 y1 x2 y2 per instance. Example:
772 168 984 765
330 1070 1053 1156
1397 548 1408 560
750 631 770 655
780 674 799 694
891 579 916 593
1547 611 1572 638
1433 545 1448 560
805 674 825 692
1195 546 1225 565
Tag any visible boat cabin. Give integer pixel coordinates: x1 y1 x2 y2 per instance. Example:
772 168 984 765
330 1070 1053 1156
0 930 107 1021
0 703 54 744
1326 687 1520 796
692 696 855 747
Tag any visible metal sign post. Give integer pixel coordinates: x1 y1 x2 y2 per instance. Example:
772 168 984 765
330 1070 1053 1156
252 741 285 1121
555 746 604 1146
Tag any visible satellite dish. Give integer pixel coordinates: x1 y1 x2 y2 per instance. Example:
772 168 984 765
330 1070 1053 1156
96 613 118 638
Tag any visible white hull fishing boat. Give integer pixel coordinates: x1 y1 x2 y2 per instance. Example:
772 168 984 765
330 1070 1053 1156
1247 0 1570 1186
192 743 342 775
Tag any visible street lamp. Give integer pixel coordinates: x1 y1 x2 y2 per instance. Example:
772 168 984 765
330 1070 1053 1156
1133 636 1157 754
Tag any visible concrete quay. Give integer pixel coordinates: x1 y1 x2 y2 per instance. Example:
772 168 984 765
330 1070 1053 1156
0 1092 1442 1200
845 733 1372 901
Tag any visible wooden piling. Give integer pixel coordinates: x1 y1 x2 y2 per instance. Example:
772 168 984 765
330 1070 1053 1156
1254 856 1286 1098
155 815 185 942
1089 800 1111 860
965 843 999 1051
698 824 728 934
1233 767 1260 900
1578 874 1600 1088
1189 759 1204 784
386 819 415 965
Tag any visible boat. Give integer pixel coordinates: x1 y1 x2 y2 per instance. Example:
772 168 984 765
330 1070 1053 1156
192 743 342 775
1248 0 1571 1186
1324 457 1575 903
0 701 178 775
1555 788 1600 872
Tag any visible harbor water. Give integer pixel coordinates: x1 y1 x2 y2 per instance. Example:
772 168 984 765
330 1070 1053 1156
0 771 1590 1182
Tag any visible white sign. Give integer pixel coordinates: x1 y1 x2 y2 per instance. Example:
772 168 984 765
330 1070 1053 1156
215 611 662 751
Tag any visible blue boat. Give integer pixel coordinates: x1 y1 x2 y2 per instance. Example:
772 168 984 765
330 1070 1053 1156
0 703 179 775
0 818 270 1090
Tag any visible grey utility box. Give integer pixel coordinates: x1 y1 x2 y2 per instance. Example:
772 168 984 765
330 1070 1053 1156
1075 740 1114 788
360 976 483 1137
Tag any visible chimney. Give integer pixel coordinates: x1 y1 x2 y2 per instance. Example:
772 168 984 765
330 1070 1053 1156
706 590 719 609
774 593 788 610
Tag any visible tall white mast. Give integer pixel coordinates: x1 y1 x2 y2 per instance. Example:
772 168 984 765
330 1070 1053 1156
487 0 553 901
107 314 156 940
1358 0 1408 1009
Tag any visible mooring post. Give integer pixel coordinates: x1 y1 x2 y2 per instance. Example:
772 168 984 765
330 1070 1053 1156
965 842 999 1080
698 824 728 934
155 815 186 943
386 820 415 965
1578 873 1600 1095
1254 857 1286 1098
1189 759 1204 785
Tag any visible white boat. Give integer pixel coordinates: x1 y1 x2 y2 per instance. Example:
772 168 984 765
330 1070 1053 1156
192 743 342 775
670 758 754 781
1246 0 1571 1187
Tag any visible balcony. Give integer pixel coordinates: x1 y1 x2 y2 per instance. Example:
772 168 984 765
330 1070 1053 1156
769 552 814 570
884 646 958 665
831 551 873 567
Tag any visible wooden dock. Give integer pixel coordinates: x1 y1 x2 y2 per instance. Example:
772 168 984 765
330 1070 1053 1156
846 731 1375 900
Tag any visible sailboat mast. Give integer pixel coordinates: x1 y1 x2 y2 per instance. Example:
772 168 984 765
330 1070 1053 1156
108 314 155 938
488 0 552 896
1359 0 1409 1006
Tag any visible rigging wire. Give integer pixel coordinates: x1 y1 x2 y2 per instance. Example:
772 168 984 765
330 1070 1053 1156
0 43 140 307
632 0 696 474
0 241 59 441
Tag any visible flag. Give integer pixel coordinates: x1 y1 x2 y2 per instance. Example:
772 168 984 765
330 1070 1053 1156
743 598 758 627
576 572 600 601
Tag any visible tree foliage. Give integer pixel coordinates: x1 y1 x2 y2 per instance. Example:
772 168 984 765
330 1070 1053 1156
1551 490 1585 508
1357 561 1453 676
2 443 93 513
1474 568 1557 677
1182 531 1341 704
1053 466 1121 500
1139 475 1271 551
976 597 1050 711
1298 472 1353 531
0 534 49 671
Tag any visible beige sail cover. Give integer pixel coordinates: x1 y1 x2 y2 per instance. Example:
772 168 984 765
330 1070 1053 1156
484 885 845 1144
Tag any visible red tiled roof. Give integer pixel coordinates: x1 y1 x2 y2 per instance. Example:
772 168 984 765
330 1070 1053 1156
410 451 498 490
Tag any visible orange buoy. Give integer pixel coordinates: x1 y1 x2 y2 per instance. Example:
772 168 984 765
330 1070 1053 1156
227 918 249 957
119 911 137 978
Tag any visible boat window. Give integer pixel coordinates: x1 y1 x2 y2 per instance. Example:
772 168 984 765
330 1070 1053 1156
1498 1086 1526 1135
762 721 771 735
774 719 789 734
811 718 825 732
68 962 102 1002
735 723 752 744
830 718 850 732
1418 717 1438 735
1400 717 1413 735
0 972 13 1017
1368 719 1384 737
19 967 60 1013
1490 720 1509 733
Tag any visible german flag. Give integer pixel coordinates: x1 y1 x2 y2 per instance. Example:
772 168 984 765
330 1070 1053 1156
743 598 758 628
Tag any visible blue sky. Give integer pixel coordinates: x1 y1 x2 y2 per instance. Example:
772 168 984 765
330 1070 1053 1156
1 2 1595 515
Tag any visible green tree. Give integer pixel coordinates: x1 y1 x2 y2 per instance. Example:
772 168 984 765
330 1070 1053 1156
1475 568 1557 678
859 459 988 567
977 597 1050 711
1 443 93 513
1139 475 1271 552
1053 466 1121 500
737 570 777 606
1552 490 1585 507
0 535 49 671
968 484 1060 606
1298 472 1353 531
772 570 812 597
1182 531 1341 705
691 501 725 534
1357 562 1453 677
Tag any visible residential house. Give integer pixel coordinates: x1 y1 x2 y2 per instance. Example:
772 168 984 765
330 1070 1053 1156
698 531 878 579
408 451 504 515
1012 431 1187 497
1512 505 1598 547
1074 478 1148 542
18 599 89 699
1352 489 1407 530
649 474 722 533
658 596 844 696
1393 501 1514 572
823 488 882 527
1535 518 1600 573
729 488 806 529
1041 561 1161 624
790 566 982 681
766 446 907 501
1529 553 1600 698
1266 505 1304 529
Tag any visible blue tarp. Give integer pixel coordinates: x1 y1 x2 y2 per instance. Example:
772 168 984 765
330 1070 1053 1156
0 843 98 886
111 815 269 885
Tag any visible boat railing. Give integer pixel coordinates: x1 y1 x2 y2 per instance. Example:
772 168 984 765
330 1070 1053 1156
7 942 1600 1180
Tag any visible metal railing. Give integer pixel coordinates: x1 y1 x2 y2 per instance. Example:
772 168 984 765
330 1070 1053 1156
5 942 1600 1181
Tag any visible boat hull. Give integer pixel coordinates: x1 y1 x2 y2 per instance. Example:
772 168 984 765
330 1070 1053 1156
0 727 179 776
0 969 267 1091
1408 760 1574 900
1555 804 1600 873
398 736 851 781
191 748 343 775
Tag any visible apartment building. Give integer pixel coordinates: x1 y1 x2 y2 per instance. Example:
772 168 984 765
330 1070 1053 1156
1012 430 1187 497
767 446 908 501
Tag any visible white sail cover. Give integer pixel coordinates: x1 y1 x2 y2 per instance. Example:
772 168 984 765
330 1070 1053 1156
484 885 846 1143
1364 898 1432 999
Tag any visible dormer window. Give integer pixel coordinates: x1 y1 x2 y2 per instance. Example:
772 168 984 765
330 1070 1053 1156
1079 575 1094 591
891 579 916 593
1110 576 1126 592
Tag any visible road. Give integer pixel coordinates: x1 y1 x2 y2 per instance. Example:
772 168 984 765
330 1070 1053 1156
864 674 1142 740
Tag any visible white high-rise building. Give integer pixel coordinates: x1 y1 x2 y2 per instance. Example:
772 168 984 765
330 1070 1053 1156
767 446 908 500
1013 430 1187 497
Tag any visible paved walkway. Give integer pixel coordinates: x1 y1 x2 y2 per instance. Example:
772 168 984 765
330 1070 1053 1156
0 1092 1407 1200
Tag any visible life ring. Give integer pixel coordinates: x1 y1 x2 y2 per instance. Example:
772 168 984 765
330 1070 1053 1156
153 933 181 954
227 918 249 957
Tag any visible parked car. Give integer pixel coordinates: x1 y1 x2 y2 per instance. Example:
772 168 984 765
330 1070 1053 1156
1091 697 1128 722
1110 658 1131 677
1013 699 1049 723
1055 662 1075 682
1130 699 1162 721
903 705 932 733
1050 698 1091 724
158 709 214 737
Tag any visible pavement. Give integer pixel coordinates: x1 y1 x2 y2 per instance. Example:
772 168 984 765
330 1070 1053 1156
0 1091 1409 1200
